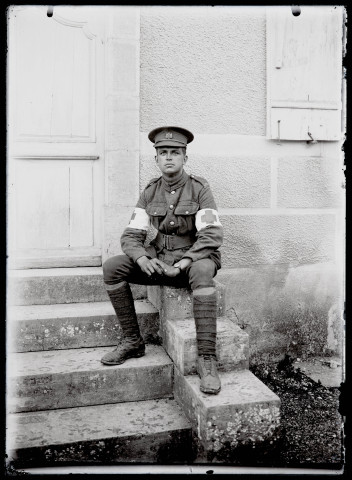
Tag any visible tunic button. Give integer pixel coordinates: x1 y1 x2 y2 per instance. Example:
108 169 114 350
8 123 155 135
170 205 174 209
185 211 189 214
171 191 175 195
170 221 175 225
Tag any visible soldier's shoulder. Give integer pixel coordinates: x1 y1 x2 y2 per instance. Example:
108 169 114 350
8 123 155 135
145 176 162 188
189 174 210 188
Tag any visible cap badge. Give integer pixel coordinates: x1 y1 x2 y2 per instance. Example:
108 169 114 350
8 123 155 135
165 132 173 139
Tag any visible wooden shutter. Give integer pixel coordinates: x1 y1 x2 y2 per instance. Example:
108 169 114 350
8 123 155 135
266 6 344 141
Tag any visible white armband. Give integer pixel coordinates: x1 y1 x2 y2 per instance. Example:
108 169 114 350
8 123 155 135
195 208 222 231
127 208 150 231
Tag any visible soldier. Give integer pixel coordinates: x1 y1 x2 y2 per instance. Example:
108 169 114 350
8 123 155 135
101 126 223 394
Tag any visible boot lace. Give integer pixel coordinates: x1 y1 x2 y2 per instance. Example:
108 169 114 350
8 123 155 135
202 355 215 375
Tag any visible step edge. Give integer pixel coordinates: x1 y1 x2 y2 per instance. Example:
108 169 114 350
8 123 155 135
8 344 172 379
177 368 281 405
8 267 104 278
165 317 249 339
7 399 192 451
8 300 159 320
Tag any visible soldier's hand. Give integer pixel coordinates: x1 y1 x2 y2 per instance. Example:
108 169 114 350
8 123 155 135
160 263 182 278
146 258 180 278
174 258 192 272
136 256 165 276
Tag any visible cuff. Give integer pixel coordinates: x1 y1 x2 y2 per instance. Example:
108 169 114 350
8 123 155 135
130 249 150 263
179 256 193 269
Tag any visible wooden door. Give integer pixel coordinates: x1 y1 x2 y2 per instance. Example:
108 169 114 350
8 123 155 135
7 6 104 268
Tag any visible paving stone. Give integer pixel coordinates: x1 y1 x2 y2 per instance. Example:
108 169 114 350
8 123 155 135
174 368 280 454
8 345 173 413
293 356 344 388
8 268 147 306
8 300 160 353
7 398 194 467
164 316 249 375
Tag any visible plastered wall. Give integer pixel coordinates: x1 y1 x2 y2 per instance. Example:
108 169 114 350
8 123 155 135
140 6 266 135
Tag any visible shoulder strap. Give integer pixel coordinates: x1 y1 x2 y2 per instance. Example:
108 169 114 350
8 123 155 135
145 176 162 188
189 174 209 188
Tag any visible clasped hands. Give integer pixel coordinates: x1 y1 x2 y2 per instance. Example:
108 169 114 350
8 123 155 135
136 256 192 278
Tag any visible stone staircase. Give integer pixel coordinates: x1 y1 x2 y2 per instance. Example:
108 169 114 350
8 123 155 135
6 267 280 468
147 284 281 459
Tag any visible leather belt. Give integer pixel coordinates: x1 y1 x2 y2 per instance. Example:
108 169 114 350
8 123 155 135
153 231 196 251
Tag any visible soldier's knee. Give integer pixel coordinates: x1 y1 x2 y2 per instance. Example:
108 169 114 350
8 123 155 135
188 259 216 289
102 257 116 283
102 255 127 283
190 259 215 276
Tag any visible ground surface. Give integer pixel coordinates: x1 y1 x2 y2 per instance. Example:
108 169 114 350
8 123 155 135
249 355 345 470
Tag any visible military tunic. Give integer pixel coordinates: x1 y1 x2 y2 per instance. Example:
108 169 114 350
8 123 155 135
102 127 222 373
120 170 223 269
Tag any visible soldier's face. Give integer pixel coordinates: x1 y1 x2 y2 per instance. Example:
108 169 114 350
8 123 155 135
155 147 188 177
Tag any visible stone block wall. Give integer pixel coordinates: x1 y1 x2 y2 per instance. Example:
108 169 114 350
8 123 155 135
102 6 345 361
138 6 345 361
103 8 141 260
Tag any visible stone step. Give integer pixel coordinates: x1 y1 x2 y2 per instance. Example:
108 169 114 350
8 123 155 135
7 267 147 306
8 300 160 353
147 280 226 326
8 345 173 413
7 398 195 468
8 247 102 270
163 316 249 375
174 368 280 458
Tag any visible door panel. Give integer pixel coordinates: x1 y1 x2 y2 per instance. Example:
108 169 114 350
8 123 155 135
14 160 95 251
69 163 94 248
14 7 95 142
14 161 70 250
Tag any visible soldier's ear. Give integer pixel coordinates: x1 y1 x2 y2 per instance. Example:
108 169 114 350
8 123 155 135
183 155 188 164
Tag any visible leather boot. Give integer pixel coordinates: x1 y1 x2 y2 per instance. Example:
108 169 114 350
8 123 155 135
193 287 221 394
101 281 145 365
197 355 221 394
101 337 145 365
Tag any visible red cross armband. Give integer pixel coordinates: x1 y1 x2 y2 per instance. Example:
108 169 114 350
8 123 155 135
127 208 150 231
195 208 222 231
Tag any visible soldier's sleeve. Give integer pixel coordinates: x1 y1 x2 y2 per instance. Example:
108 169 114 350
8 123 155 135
120 189 151 262
181 182 223 263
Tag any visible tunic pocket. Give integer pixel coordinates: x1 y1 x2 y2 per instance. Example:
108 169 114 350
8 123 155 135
146 203 167 230
174 201 199 233
146 204 167 216
174 201 199 215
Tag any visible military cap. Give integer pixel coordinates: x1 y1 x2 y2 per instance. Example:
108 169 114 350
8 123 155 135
148 126 194 148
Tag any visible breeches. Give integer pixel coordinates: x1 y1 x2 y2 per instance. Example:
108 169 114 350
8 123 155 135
103 254 217 291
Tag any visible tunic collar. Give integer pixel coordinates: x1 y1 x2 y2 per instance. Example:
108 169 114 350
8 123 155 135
161 170 189 192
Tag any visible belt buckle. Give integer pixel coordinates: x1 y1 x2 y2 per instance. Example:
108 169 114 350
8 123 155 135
164 234 173 250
